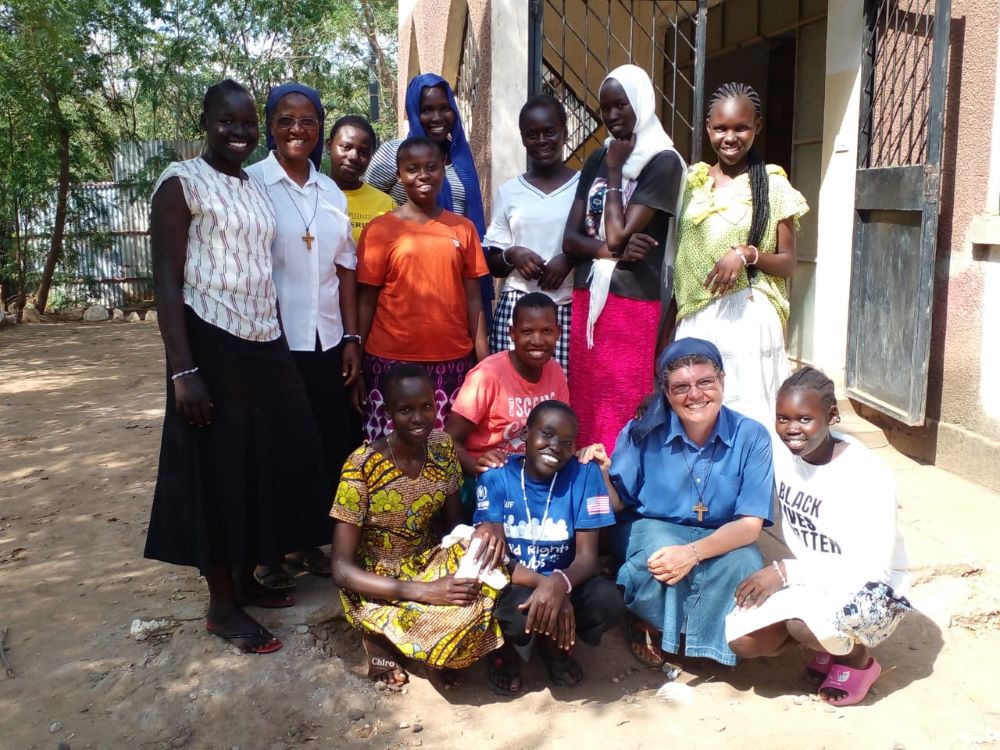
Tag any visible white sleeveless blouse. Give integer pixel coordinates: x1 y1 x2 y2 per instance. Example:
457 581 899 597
153 157 281 342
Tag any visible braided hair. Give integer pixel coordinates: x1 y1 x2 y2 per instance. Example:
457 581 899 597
707 82 769 277
778 366 837 412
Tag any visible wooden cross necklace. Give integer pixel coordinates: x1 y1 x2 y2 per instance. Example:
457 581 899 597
280 181 320 250
681 442 718 523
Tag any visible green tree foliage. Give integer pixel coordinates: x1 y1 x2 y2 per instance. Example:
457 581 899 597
0 0 397 315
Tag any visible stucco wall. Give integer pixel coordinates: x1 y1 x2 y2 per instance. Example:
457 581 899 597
857 0 1000 491
397 0 494 212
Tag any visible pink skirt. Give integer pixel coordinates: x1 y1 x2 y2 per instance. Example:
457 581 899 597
568 289 660 451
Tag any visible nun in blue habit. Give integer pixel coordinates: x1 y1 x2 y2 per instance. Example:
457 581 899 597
609 337 774 667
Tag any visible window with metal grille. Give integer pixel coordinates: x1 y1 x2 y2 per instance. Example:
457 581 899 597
455 10 478 139
541 63 600 160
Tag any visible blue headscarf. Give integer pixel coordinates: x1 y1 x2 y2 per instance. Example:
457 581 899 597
629 337 725 441
403 74 486 238
264 83 325 170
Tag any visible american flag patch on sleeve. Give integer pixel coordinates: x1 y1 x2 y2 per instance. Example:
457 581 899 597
586 494 611 516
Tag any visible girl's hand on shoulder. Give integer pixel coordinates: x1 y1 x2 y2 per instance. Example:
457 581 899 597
422 575 480 606
506 246 546 280
342 342 361 386
173 374 213 428
704 247 747 297
476 450 507 473
576 443 610 471
470 522 507 571
518 574 567 637
734 565 784 609
606 134 636 172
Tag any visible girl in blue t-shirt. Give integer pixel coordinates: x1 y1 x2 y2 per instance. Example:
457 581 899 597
475 400 625 695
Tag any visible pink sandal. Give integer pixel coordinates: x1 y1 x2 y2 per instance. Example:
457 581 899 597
806 651 834 680
818 657 881 706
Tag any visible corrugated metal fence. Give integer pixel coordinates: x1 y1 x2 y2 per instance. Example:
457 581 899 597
23 139 202 308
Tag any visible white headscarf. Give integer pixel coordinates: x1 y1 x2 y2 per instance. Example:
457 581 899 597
586 64 687 348
601 64 677 180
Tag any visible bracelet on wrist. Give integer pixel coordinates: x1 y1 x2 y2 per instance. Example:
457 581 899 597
554 568 572 594
772 560 787 586
750 245 760 265
342 334 362 345
605 186 623 194
500 247 515 267
689 543 702 565
731 246 748 266
170 366 199 382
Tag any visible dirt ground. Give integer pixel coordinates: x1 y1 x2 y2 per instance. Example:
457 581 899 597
1 321 999 750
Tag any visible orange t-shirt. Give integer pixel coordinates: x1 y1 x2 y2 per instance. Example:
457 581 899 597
450 351 570 459
357 211 488 361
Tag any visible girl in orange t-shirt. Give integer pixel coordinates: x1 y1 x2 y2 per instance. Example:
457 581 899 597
357 136 490 441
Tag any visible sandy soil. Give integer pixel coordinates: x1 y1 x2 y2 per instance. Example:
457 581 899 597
1 321 999 750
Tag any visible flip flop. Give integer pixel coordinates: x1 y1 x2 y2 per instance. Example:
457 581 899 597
487 645 524 697
539 641 584 688
625 617 667 668
205 622 282 654
254 564 298 592
363 634 408 689
806 651 834 680
285 549 332 578
818 657 882 706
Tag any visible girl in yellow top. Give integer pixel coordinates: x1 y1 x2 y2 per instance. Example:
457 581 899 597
672 82 808 429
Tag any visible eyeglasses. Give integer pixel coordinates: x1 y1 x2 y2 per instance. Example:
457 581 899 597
274 116 319 130
664 375 720 397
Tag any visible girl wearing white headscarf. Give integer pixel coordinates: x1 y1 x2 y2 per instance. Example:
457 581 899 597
562 64 686 451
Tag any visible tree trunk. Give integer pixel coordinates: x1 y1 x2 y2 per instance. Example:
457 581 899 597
13 196 26 323
35 118 70 313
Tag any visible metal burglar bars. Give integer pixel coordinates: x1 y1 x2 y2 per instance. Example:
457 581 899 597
846 0 951 425
529 0 708 168
455 9 479 139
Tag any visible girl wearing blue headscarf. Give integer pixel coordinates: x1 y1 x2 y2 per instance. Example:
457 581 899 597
364 74 492 314
606 337 774 668
247 82 360 587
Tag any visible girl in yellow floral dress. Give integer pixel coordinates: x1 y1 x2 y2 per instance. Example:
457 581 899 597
330 364 506 690
672 82 808 429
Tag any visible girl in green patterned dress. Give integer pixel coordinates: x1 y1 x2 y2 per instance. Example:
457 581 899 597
330 364 506 690
671 82 809 429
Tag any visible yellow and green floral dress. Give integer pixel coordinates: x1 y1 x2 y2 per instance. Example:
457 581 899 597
330 430 504 669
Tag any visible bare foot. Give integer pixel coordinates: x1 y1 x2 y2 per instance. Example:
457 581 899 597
427 667 464 692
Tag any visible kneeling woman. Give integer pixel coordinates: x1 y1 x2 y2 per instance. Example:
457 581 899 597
609 338 773 667
330 365 505 690
726 368 910 706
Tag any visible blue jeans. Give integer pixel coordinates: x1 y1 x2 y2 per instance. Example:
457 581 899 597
615 517 763 666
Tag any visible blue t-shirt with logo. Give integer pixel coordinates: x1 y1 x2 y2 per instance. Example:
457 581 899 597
474 457 616 574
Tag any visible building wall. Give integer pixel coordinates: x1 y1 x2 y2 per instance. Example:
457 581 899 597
855 0 1000 492
396 0 498 211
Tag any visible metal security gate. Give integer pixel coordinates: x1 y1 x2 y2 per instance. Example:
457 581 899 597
528 0 708 167
846 0 951 425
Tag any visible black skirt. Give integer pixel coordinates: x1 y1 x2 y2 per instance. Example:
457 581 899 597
144 307 331 570
290 338 361 493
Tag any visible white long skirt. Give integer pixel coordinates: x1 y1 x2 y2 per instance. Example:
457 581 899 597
724 583 856 655
675 287 789 431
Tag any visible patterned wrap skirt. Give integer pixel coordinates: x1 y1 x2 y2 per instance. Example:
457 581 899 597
361 353 474 442
339 539 505 669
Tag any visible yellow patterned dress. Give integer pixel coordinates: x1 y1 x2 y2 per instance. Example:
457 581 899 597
330 430 504 669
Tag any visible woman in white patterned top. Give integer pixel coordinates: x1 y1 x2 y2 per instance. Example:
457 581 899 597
144 80 329 655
